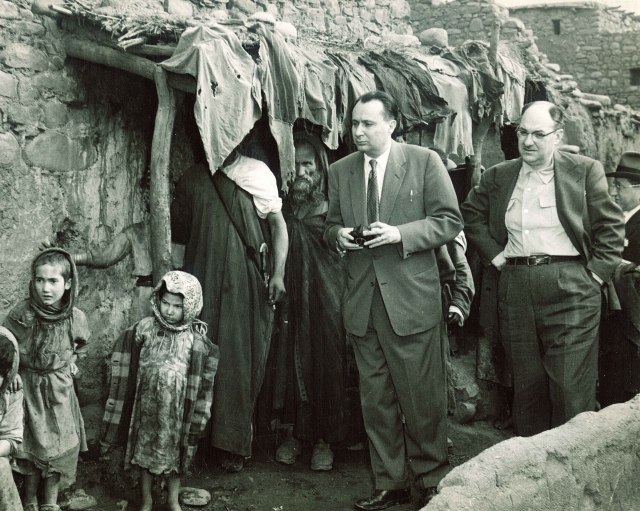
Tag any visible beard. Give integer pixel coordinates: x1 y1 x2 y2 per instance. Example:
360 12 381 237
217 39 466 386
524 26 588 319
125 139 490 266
290 172 324 207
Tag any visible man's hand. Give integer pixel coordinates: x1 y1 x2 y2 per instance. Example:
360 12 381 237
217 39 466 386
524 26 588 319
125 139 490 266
447 306 464 327
9 374 22 393
337 227 364 251
364 222 401 248
268 275 286 305
491 252 507 271
70 363 79 377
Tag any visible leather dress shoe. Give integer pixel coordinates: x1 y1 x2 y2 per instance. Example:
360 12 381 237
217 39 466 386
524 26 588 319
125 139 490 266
354 488 412 510
418 487 438 507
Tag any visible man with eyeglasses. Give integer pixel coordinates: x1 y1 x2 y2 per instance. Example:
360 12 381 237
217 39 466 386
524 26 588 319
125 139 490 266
600 152 640 406
462 101 624 437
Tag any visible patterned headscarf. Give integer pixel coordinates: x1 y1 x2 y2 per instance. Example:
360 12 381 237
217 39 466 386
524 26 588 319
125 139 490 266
151 271 207 334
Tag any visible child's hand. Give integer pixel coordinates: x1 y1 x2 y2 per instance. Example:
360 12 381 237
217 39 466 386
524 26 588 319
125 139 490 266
9 374 22 393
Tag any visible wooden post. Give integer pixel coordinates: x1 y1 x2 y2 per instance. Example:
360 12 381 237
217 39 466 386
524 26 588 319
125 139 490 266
467 20 502 190
149 65 177 284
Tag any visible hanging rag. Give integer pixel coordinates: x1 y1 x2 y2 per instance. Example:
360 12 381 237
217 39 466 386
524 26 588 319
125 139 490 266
290 46 340 150
410 53 474 158
495 52 526 126
161 25 262 174
252 23 301 191
359 51 452 133
326 52 376 141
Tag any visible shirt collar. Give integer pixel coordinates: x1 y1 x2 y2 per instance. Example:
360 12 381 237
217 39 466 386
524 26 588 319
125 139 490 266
624 203 640 223
364 144 392 173
521 159 555 185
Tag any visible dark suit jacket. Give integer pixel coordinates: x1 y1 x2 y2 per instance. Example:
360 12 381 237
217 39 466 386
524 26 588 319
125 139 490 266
323 141 463 337
461 150 624 283
623 209 640 264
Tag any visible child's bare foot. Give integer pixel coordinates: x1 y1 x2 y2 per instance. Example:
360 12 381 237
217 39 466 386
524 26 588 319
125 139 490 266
167 501 182 511
139 499 152 511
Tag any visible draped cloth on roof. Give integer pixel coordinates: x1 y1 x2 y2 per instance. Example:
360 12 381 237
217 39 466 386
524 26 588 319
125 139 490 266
495 53 526 126
410 53 474 158
254 24 300 191
327 52 376 142
171 164 273 456
290 46 340 151
441 41 504 122
359 50 453 133
161 25 262 174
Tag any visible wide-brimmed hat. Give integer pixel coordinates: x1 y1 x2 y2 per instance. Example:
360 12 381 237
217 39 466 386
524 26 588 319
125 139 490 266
606 152 640 182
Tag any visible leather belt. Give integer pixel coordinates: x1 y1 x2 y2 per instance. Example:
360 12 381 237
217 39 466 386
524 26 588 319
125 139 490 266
506 255 582 266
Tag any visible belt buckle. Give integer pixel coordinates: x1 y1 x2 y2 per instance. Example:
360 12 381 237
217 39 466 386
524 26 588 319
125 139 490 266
526 255 548 266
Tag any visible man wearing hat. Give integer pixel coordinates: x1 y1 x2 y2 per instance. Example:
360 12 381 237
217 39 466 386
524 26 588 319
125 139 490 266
607 152 640 264
600 151 640 405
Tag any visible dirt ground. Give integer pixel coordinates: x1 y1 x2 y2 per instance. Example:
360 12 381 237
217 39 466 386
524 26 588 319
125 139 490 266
55 417 512 511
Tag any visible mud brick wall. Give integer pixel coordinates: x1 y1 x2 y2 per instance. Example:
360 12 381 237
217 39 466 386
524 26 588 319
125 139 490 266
424 396 640 510
0 0 196 405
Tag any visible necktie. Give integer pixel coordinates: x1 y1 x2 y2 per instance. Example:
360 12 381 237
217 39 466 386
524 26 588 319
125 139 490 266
367 159 379 225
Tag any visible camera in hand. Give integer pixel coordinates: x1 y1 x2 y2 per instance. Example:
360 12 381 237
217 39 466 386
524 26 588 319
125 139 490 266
349 225 377 247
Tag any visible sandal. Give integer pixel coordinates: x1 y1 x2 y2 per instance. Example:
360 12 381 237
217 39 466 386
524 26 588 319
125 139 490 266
275 436 301 465
40 506 61 511
23 504 39 511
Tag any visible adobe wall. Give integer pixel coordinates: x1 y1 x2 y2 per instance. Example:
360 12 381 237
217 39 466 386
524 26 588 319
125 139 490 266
0 0 196 405
424 396 640 510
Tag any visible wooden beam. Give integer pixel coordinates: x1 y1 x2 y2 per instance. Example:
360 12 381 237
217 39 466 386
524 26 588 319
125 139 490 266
127 44 177 57
63 36 155 80
167 72 196 94
468 20 502 189
149 65 178 284
62 36 196 94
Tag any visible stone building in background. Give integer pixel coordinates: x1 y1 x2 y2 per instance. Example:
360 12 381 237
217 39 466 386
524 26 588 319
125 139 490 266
409 0 640 108
510 2 640 108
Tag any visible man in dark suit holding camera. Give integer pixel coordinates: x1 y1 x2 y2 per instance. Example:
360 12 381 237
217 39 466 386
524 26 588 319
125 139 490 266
324 91 463 509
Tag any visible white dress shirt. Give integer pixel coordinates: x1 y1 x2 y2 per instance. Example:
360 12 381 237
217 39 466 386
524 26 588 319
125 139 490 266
503 160 579 258
624 204 640 224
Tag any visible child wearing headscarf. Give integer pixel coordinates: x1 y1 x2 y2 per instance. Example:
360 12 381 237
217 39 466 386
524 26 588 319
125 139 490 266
0 326 23 511
3 248 90 511
101 271 219 511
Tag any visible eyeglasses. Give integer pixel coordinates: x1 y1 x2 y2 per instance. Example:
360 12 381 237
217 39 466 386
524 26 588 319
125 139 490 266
515 127 562 141
610 182 640 189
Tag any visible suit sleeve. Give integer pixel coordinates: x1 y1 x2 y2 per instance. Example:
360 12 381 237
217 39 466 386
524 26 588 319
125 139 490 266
323 163 345 251
397 151 463 258
461 168 506 265
585 159 624 282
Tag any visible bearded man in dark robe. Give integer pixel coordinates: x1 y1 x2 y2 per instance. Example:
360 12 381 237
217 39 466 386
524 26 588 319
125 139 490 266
268 131 348 471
